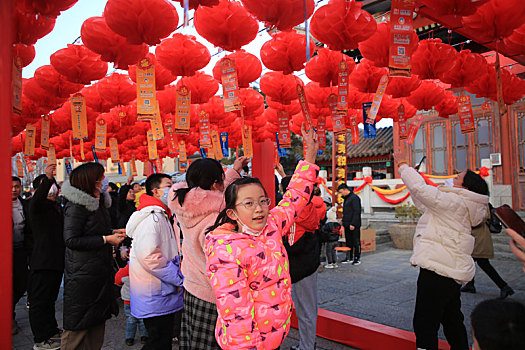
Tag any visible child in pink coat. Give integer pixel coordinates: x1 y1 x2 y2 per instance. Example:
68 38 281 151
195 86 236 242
205 125 319 349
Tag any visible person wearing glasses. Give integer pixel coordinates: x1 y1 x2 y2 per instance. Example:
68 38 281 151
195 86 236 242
204 125 319 350
126 173 184 350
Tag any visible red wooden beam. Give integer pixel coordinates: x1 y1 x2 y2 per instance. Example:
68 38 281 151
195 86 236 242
291 308 451 350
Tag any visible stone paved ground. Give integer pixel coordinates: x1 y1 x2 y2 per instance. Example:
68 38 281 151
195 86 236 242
13 238 525 349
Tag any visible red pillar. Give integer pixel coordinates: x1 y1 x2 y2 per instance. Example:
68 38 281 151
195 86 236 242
252 140 275 209
499 112 513 186
1 0 13 348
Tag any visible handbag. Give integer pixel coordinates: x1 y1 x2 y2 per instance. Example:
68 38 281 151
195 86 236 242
487 203 502 234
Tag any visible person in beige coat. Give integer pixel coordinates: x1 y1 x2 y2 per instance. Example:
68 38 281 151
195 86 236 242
461 206 514 299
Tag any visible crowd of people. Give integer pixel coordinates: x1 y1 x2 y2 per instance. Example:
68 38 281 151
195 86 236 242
10 125 525 350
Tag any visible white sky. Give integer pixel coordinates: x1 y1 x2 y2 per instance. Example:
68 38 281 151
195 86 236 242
24 0 392 128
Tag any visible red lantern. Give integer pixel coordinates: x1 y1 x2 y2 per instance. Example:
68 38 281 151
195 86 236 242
358 21 419 68
240 0 315 31
260 30 315 75
212 50 262 88
194 0 258 52
412 39 458 80
176 71 219 104
386 75 421 98
349 59 388 93
172 0 219 10
156 85 178 114
96 73 137 108
104 0 178 45
310 0 377 51
34 65 84 98
406 81 446 111
20 94 48 122
266 98 301 115
81 85 114 113
23 78 67 111
504 24 525 56
239 88 265 119
393 99 418 122
439 49 487 88
81 16 148 70
419 0 489 16
13 8 55 45
128 53 177 90
50 44 108 84
156 34 211 77
377 95 400 119
304 82 337 108
259 72 302 105
435 90 458 119
12 44 35 68
462 0 525 43
16 0 78 18
199 96 236 124
305 48 355 87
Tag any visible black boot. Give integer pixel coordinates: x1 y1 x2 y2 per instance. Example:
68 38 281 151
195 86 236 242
460 280 476 293
500 285 514 299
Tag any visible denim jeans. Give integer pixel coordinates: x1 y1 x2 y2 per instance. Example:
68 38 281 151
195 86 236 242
124 304 147 339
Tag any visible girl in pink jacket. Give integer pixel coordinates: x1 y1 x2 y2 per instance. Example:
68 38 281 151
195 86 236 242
205 126 319 349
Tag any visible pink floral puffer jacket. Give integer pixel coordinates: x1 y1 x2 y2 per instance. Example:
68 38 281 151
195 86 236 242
205 161 319 349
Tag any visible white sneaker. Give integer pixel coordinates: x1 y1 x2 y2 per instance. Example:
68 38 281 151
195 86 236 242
33 339 61 350
325 263 335 269
332 264 338 268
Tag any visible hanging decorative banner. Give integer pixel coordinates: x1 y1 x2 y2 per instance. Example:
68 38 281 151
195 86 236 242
163 118 178 154
297 84 314 131
150 101 165 140
332 131 347 218
389 0 415 77
349 113 360 145
69 134 73 159
109 137 120 162
154 159 162 173
220 58 242 112
220 132 230 158
406 114 424 144
458 95 475 134
80 138 86 160
48 144 56 169
242 125 254 158
211 129 224 160
41 115 51 150
273 142 280 167
495 53 506 116
24 124 36 156
147 130 158 160
362 102 376 138
16 156 24 178
12 58 22 115
175 85 191 134
95 119 107 152
329 93 346 133
65 158 73 176
366 74 389 124
130 155 138 176
208 145 216 160
337 60 350 111
91 146 99 163
199 110 212 148
117 161 123 175
136 57 157 119
481 101 491 112
70 94 88 140
179 141 187 163
398 104 408 140
277 111 292 148
318 116 326 150
24 157 34 173
275 132 287 158
199 145 207 159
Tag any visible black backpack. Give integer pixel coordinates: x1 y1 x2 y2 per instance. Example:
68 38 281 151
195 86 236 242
487 203 502 234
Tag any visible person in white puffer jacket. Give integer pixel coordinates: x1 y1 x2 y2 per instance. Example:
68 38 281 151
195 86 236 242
395 151 489 350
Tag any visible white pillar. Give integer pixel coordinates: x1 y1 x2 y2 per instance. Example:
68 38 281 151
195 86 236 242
481 158 493 204
362 167 373 214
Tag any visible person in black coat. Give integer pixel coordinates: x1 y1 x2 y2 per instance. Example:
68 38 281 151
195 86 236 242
115 178 136 268
108 182 119 229
337 183 362 265
60 162 126 349
28 165 65 349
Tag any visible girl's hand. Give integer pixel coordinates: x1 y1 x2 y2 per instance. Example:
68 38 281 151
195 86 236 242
233 156 250 174
302 123 319 164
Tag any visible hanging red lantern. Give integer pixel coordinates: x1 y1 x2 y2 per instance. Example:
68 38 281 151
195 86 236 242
128 53 177 90
23 78 67 111
462 0 525 43
376 95 400 119
20 94 48 122
80 16 148 70
34 65 84 98
305 48 355 87
176 71 219 104
439 49 487 88
419 0 489 16
156 34 211 77
239 88 265 119
172 0 219 10
504 24 525 56
349 59 388 94
96 73 137 108
240 0 315 31
412 39 458 80
13 8 55 45
16 0 78 18
391 99 418 122
358 21 419 68
435 90 458 119
81 85 114 113
304 82 337 108
259 72 302 105
104 0 178 45
50 44 108 84
212 50 262 88
406 81 446 111
266 98 301 115
156 85 179 114
260 30 315 75
194 0 258 52
12 44 35 68
199 96 236 124
386 75 421 98
500 68 525 105
310 0 377 51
